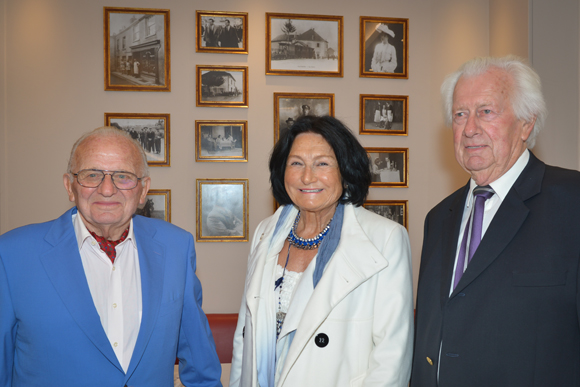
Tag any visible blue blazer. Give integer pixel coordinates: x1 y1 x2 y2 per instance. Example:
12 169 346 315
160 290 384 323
0 207 221 387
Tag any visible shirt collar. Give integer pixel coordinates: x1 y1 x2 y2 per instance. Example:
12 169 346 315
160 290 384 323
466 149 530 207
72 211 136 249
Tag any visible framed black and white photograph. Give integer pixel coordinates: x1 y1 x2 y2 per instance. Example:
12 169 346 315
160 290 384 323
196 179 249 242
273 92 335 144
196 11 248 54
135 189 171 222
363 200 407 229
360 94 408 136
266 13 343 77
104 7 170 91
367 147 408 187
196 65 248 108
360 16 408 79
105 113 170 167
195 120 247 162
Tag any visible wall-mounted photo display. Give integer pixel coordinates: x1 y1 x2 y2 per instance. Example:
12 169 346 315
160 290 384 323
195 120 248 162
359 16 408 79
360 94 408 136
105 112 170 167
196 10 248 54
196 65 248 108
104 7 170 91
266 13 343 77
363 200 408 229
135 189 171 222
196 179 249 242
273 92 335 144
367 147 409 187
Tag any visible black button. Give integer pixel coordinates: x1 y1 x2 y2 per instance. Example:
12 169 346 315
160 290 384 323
315 333 329 348
242 326 245 338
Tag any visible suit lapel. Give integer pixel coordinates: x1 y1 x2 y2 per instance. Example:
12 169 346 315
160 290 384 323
125 217 165 378
450 153 545 296
40 208 122 370
439 185 470 308
278 206 389 384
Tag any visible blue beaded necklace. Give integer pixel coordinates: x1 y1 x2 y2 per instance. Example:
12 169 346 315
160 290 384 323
286 211 331 250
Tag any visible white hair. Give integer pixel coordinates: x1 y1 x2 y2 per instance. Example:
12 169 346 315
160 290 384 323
440 56 547 149
66 126 150 180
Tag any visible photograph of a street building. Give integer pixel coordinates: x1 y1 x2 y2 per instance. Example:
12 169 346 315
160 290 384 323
104 7 170 91
266 13 343 77
196 66 248 107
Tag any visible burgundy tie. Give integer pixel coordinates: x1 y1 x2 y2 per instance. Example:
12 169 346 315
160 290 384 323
453 186 495 290
89 228 129 264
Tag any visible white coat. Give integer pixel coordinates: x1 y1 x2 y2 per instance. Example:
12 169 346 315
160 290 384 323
230 204 413 387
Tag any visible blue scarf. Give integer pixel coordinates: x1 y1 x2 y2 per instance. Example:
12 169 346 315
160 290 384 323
272 203 345 288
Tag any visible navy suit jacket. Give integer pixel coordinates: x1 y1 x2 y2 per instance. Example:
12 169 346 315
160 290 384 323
411 153 580 387
0 207 221 386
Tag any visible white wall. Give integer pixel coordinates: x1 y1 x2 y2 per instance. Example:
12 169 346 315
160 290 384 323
489 0 529 58
529 0 580 169
9 0 576 313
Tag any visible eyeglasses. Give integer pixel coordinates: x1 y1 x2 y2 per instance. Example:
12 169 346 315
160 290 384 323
72 169 142 190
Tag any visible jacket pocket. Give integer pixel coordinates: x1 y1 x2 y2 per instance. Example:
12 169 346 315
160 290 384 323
512 270 567 287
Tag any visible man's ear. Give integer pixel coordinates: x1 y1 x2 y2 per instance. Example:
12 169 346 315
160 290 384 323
63 174 75 202
521 116 536 142
139 177 151 205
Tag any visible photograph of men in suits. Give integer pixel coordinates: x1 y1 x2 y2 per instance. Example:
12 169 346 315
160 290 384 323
411 56 580 387
0 127 221 386
204 18 219 47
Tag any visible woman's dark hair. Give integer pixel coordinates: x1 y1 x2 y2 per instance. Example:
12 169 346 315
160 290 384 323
269 115 371 207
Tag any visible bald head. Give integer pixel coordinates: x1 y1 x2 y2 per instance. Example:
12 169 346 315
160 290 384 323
67 127 149 178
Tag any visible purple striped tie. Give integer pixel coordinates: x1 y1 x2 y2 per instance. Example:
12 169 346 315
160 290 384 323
453 185 495 290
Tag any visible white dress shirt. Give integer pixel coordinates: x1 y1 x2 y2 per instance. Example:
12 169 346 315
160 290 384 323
450 150 530 293
73 213 142 372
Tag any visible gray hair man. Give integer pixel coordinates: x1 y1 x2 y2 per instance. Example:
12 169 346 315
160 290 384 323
411 56 580 387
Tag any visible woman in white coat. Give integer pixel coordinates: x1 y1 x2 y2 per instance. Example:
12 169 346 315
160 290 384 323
230 116 413 387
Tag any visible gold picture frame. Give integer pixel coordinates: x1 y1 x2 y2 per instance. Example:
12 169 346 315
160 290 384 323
105 113 171 167
266 13 344 77
360 94 408 136
196 179 249 242
273 92 335 144
196 10 248 54
363 200 408 229
105 112 170 167
104 7 171 91
196 65 249 108
360 16 408 79
136 189 171 222
195 120 248 162
367 147 409 188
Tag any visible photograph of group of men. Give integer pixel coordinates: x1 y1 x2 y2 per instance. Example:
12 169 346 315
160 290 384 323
200 16 244 48
109 118 166 163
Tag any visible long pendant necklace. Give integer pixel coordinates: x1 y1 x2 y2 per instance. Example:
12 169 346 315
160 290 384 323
274 244 291 339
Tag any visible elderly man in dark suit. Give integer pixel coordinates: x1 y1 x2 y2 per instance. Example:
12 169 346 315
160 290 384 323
411 56 580 387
